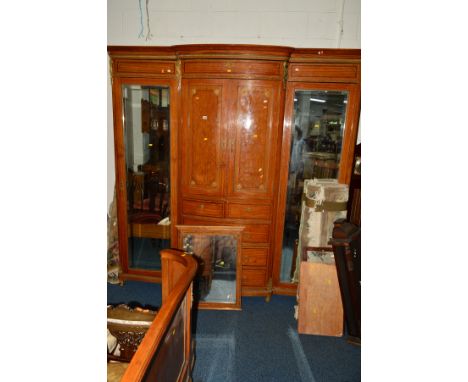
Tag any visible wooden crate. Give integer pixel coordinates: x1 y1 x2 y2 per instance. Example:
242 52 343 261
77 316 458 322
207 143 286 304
297 260 343 336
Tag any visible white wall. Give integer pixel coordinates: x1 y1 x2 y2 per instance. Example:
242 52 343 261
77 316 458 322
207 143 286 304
107 0 361 207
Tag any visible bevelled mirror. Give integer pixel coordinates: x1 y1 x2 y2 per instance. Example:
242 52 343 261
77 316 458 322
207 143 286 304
123 85 171 272
280 89 349 283
176 226 243 310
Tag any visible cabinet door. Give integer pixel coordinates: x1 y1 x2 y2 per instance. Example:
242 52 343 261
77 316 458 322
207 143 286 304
181 80 227 197
114 81 175 277
228 80 281 199
273 81 361 289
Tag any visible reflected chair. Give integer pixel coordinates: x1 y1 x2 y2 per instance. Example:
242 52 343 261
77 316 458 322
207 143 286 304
127 168 170 240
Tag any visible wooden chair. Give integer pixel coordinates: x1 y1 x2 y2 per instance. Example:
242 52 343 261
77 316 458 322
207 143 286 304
127 167 170 240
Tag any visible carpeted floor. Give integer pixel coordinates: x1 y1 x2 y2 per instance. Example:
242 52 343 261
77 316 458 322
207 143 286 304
107 281 360 382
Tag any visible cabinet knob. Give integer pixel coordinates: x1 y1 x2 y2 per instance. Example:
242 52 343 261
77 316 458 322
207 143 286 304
246 207 252 212
200 204 205 209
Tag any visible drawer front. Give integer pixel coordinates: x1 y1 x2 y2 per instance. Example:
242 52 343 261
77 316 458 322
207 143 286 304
115 60 176 75
181 217 269 244
242 268 268 287
242 248 268 266
184 60 282 78
289 63 359 82
182 199 224 218
242 224 270 244
226 203 272 220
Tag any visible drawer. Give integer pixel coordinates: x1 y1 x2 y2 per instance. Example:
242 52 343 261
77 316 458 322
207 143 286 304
242 248 268 266
242 224 269 244
182 199 224 218
226 203 272 220
183 60 282 78
115 60 176 75
289 63 359 82
242 267 268 287
181 217 269 244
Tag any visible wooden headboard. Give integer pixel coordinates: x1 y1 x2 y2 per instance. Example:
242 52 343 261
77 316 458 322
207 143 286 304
119 249 198 382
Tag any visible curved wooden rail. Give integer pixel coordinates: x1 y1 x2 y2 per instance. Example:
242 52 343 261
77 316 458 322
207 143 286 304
120 249 198 382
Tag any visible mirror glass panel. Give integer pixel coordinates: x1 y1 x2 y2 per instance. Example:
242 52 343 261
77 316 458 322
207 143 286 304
182 234 237 303
122 85 171 271
280 90 349 283
177 226 243 309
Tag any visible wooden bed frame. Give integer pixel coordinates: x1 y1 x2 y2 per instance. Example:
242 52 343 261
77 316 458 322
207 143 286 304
115 249 198 382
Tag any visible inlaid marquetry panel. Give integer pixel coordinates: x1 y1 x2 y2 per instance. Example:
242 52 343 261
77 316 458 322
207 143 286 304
229 80 280 198
181 81 226 196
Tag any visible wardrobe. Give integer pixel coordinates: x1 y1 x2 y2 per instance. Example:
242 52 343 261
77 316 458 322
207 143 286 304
108 45 360 296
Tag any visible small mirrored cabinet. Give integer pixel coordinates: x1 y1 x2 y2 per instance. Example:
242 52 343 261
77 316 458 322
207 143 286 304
177 226 244 310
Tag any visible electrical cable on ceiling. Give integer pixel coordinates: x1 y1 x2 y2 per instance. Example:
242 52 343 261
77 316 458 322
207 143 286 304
138 0 144 38
336 0 346 48
145 0 152 41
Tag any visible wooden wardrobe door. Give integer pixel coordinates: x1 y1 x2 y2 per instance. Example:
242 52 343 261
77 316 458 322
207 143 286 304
228 80 281 199
181 80 227 197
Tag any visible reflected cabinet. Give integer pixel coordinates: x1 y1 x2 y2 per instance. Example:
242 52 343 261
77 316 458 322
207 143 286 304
108 45 360 292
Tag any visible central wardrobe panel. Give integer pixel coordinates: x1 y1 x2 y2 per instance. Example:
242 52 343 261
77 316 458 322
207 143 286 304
179 58 286 297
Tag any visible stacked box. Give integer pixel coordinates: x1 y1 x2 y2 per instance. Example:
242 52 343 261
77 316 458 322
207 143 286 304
292 179 349 282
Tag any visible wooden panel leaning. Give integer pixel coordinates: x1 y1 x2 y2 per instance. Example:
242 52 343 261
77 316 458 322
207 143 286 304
119 249 198 382
297 247 344 337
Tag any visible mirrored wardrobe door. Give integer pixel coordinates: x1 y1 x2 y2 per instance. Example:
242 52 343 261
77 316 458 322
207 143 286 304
274 83 360 287
119 83 172 274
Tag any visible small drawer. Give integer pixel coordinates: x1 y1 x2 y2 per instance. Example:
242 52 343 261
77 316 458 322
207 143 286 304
242 268 267 287
242 225 269 244
226 203 272 220
289 63 359 82
115 60 176 75
242 248 268 266
181 217 269 244
183 60 282 78
182 199 224 218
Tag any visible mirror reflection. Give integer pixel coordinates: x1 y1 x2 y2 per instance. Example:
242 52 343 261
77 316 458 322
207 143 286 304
280 90 349 283
182 234 238 304
122 85 171 271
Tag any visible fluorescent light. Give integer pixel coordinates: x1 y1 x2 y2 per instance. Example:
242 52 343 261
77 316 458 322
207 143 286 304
310 98 326 103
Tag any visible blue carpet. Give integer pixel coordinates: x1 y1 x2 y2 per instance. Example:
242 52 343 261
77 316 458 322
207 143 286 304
107 282 360 382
